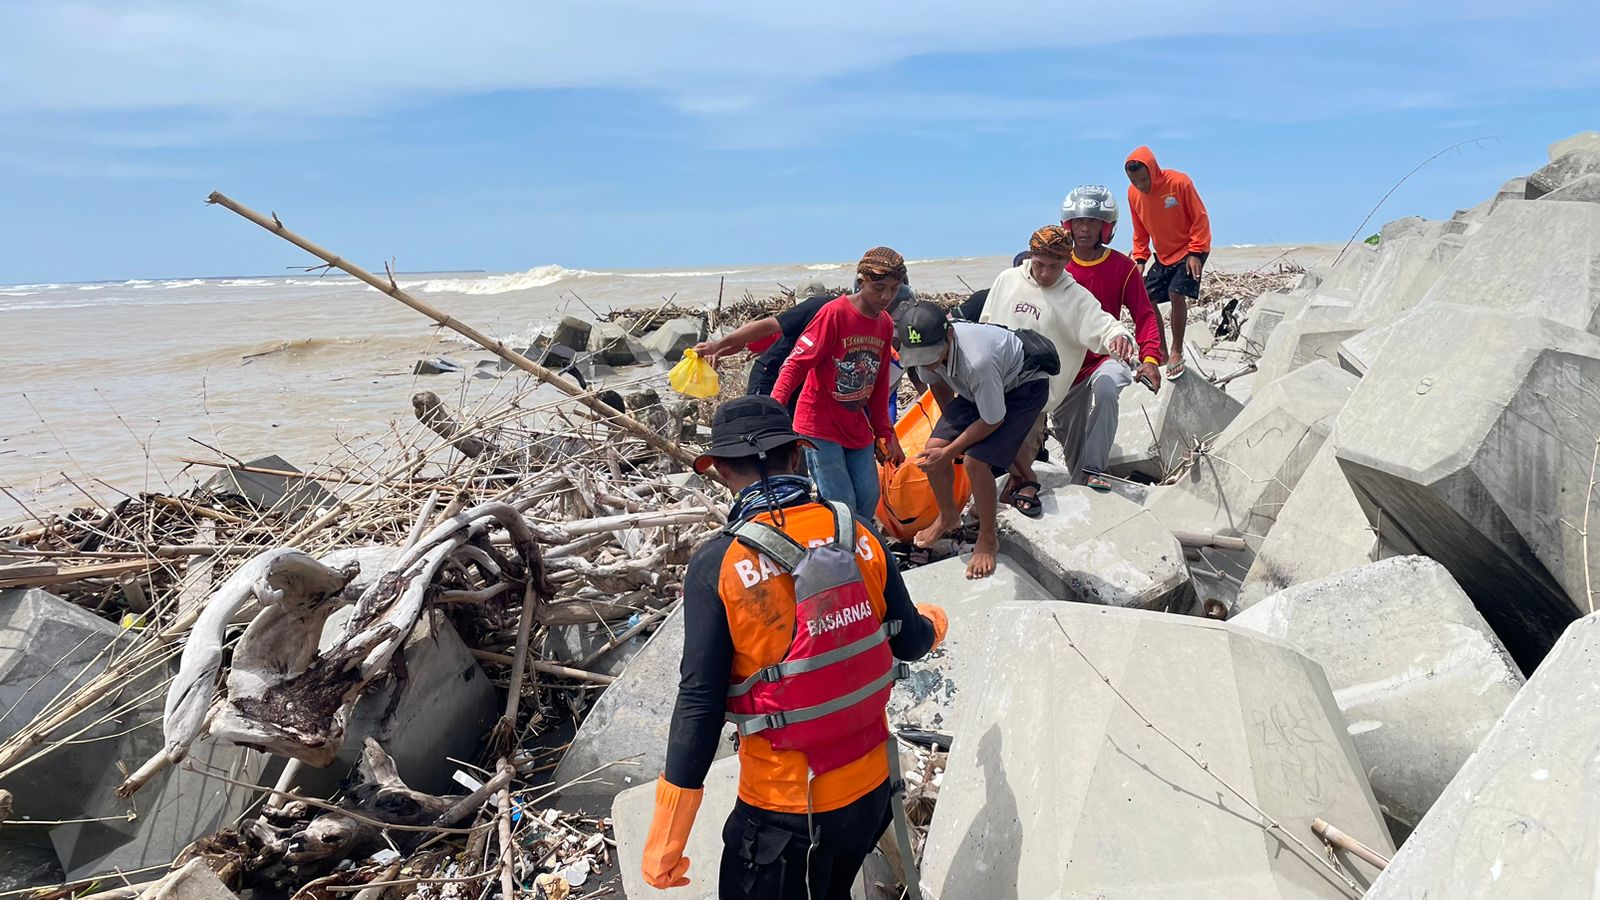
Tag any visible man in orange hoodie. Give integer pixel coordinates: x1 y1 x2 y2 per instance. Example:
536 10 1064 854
1125 146 1211 379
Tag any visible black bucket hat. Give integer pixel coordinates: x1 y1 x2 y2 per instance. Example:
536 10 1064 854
692 395 812 474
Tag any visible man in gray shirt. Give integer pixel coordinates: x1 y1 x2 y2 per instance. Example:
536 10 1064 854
896 303 1049 578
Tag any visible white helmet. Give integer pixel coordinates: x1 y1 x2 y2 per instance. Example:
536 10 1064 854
1061 184 1118 243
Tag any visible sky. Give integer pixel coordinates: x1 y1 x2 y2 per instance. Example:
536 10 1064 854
2 1 1598 283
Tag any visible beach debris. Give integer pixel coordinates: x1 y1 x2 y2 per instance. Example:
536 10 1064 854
199 454 338 515
1104 369 1242 481
413 356 464 376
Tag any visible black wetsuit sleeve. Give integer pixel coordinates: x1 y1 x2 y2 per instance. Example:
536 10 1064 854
663 538 735 790
856 516 936 661
776 294 831 339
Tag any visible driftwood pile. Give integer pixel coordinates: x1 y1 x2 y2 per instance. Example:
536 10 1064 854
0 344 723 898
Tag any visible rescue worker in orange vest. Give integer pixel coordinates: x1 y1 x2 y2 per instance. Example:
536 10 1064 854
641 395 949 899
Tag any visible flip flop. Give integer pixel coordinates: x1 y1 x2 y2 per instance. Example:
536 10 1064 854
1009 480 1044 519
1167 356 1187 380
1084 472 1114 492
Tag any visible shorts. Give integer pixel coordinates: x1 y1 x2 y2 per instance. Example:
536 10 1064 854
930 378 1050 475
1143 252 1208 302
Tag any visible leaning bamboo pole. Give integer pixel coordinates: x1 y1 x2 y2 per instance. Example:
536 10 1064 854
205 191 707 473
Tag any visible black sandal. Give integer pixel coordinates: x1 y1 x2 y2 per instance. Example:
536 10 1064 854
1009 480 1043 519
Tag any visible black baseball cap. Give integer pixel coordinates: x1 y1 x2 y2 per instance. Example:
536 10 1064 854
896 301 951 368
692 395 812 473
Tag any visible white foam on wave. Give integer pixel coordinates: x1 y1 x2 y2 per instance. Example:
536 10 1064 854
219 278 271 286
411 265 601 295
0 283 63 292
77 284 108 291
804 263 844 271
617 269 743 279
161 279 207 289
1229 243 1258 248
122 279 154 287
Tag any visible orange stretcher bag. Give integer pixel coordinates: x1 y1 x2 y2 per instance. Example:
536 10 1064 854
876 390 970 543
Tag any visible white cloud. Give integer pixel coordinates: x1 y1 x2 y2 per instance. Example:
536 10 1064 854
0 0 1562 118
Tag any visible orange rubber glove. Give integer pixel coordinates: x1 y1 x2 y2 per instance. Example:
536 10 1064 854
641 776 704 889
917 603 949 651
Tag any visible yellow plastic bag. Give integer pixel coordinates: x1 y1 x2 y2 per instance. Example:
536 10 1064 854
668 348 720 399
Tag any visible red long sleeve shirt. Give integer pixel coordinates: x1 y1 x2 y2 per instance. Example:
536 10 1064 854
770 296 894 450
1067 248 1164 384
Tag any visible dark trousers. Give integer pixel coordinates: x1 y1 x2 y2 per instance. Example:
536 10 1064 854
719 779 892 900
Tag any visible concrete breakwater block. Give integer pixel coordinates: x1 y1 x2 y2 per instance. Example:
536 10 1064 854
1250 319 1365 387
641 317 703 362
997 466 1190 612
1236 440 1386 608
1147 361 1357 609
1412 199 1600 336
590 322 639 367
1105 370 1243 481
887 555 1053 735
1348 233 1465 328
552 608 734 811
1366 611 1600 899
920 601 1392 899
1525 146 1600 199
612 756 739 900
1333 304 1600 669
1231 557 1524 836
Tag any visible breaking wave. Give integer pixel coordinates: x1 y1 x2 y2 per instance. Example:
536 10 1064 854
617 269 743 279
804 263 845 271
412 265 602 295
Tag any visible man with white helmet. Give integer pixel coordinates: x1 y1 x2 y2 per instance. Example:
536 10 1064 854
1059 185 1164 490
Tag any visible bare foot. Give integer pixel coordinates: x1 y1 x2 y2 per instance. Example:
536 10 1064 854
914 516 951 549
966 533 999 579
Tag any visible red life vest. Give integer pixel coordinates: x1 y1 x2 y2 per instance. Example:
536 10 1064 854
723 501 908 775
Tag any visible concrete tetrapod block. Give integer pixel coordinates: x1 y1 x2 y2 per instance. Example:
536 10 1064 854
1348 233 1466 327
997 465 1191 612
887 555 1053 735
641 317 703 362
1333 304 1600 669
1231 557 1524 837
1239 291 1307 355
920 601 1393 899
1335 320 1398 377
198 454 337 515
613 755 739 900
1366 611 1600 899
590 322 639 367
1525 148 1600 199
1105 370 1244 481
1236 440 1386 608
553 608 735 811
1146 361 1358 610
1251 318 1365 387
1539 171 1600 205
0 589 133 823
1550 130 1600 161
1412 199 1600 336
551 315 592 353
52 720 266 881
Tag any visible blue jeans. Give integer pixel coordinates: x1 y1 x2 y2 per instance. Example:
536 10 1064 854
804 439 881 519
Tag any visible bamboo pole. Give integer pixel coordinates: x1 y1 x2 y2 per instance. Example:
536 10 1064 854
1312 818 1390 870
205 192 707 473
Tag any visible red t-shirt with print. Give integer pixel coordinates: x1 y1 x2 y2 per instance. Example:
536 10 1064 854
769 296 894 450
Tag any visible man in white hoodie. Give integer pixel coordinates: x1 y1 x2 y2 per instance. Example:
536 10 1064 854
981 225 1135 513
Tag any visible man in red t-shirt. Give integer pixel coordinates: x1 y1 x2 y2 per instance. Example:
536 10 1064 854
1059 185 1164 490
771 248 907 516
